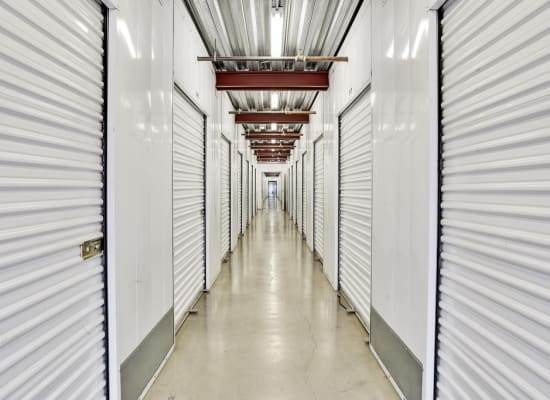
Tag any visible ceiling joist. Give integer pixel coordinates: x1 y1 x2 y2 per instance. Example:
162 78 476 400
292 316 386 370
236 113 309 124
245 130 300 134
198 55 348 63
216 71 329 91
246 135 301 140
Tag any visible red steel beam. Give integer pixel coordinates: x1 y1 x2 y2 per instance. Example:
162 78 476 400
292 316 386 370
245 135 301 141
217 71 329 91
251 146 294 150
255 152 291 156
245 130 300 134
236 113 309 124
254 149 292 153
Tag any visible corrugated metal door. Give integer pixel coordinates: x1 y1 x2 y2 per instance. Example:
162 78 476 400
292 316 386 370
297 159 303 232
338 90 372 328
290 166 293 219
302 152 307 237
436 1 550 397
173 87 205 329
250 165 254 221
295 161 299 224
244 160 249 228
237 153 242 234
314 138 324 260
0 1 108 397
251 167 255 218
220 137 230 257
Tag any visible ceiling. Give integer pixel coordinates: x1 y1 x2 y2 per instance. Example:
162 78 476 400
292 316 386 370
184 0 362 161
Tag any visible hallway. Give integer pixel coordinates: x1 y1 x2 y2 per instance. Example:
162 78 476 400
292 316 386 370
146 200 397 400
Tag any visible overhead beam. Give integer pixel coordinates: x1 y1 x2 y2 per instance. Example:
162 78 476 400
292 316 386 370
236 113 309 124
246 135 301 141
250 144 295 149
254 151 291 156
254 148 292 153
245 130 300 135
199 55 348 63
216 71 329 91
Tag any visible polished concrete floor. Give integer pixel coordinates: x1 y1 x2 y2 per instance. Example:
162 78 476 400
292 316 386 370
146 199 397 400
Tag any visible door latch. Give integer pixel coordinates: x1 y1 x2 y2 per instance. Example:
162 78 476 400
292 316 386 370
81 237 104 260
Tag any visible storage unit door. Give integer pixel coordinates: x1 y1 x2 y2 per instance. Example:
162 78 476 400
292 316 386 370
290 166 293 218
298 160 303 231
338 91 373 328
295 162 299 224
173 88 205 328
220 138 230 257
436 1 550 398
237 153 242 234
314 139 324 260
302 153 307 236
251 167 255 217
244 161 249 228
0 1 108 397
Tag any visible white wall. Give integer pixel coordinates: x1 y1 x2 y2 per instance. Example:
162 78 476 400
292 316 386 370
300 0 437 397
110 1 244 395
174 1 238 287
370 1 437 398
110 0 174 372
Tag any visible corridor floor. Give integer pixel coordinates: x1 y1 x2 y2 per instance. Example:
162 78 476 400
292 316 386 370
146 200 397 400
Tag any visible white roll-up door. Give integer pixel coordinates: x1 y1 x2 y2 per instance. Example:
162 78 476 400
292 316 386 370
436 1 550 398
173 87 205 329
290 166 293 218
298 159 303 231
302 152 307 237
244 160 249 228
220 137 230 257
237 153 242 234
338 91 372 328
314 138 324 260
0 1 107 397
251 167 255 218
295 161 299 224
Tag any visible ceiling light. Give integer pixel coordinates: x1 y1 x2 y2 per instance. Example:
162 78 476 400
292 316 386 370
296 0 309 47
271 123 277 130
271 93 279 110
271 140 276 143
271 10 283 57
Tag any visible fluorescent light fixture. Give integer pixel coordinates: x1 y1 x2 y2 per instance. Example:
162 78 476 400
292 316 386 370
250 0 259 50
271 140 276 143
271 10 283 57
271 123 277 130
117 20 136 59
296 0 309 47
271 93 279 110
